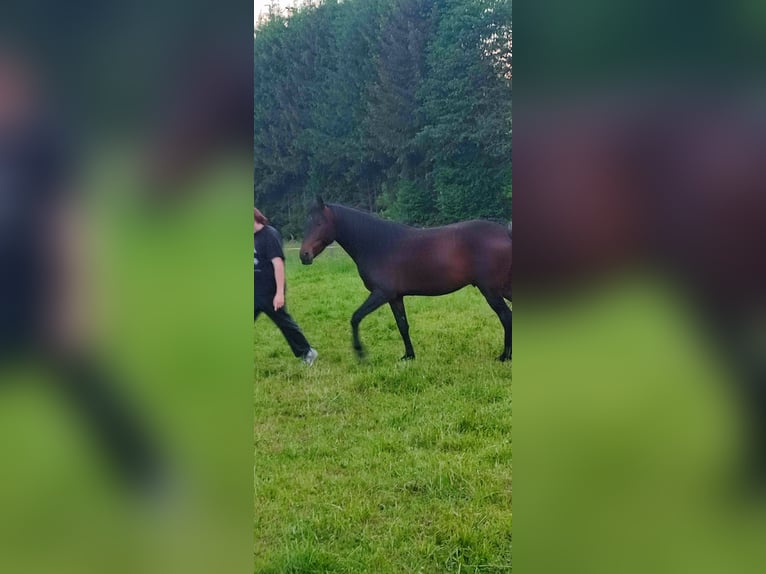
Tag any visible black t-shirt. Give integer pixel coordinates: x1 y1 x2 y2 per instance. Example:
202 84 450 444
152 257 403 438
1 120 73 343
254 225 285 296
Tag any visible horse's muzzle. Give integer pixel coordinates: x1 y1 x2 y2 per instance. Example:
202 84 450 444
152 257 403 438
300 251 313 265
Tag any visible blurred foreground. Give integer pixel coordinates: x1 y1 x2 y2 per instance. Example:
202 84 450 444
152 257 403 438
518 1 766 572
0 2 252 573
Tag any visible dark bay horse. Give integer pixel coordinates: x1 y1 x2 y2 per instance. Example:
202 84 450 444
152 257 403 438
300 198 512 361
519 94 766 480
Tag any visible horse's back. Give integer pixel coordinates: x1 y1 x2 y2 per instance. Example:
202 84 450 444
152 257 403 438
456 221 512 292
385 220 510 296
445 219 512 259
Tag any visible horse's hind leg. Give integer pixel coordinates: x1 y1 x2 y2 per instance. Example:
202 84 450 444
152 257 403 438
390 297 415 360
481 289 512 362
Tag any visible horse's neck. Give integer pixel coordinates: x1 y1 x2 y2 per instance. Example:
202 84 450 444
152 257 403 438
332 206 404 262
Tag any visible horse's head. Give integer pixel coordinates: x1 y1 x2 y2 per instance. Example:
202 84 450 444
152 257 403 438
300 196 335 265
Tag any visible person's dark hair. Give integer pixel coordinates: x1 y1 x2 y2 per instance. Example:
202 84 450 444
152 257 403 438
254 207 269 226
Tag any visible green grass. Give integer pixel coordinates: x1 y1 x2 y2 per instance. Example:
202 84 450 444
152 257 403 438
254 244 512 573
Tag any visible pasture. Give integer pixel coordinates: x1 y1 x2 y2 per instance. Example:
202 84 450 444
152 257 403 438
254 243 512 573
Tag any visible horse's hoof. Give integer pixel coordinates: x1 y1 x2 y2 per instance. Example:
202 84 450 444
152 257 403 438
400 354 415 361
497 354 511 362
354 346 366 360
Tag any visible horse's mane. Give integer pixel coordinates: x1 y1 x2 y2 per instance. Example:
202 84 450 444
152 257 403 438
329 204 409 229
328 204 411 257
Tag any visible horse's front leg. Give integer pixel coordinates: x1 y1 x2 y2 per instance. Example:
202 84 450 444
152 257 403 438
351 290 390 358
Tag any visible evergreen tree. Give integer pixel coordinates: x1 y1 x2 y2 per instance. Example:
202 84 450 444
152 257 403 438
419 0 512 222
364 0 435 224
253 0 512 234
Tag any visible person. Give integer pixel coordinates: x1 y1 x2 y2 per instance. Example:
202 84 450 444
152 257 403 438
0 48 162 491
254 207 317 365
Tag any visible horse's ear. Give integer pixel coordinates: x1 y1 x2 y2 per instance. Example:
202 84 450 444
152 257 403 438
316 196 325 209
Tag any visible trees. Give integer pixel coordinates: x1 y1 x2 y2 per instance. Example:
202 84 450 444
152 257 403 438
364 0 436 225
253 0 512 234
419 0 512 222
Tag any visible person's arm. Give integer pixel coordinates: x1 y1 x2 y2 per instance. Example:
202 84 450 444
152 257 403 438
272 257 285 310
46 196 93 354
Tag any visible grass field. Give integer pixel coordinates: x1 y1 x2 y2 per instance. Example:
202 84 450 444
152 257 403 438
254 243 512 573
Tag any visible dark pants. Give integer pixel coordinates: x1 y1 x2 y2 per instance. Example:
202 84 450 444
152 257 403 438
254 293 311 358
0 345 163 492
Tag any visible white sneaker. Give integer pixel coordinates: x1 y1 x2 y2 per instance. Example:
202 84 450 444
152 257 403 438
302 348 318 366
